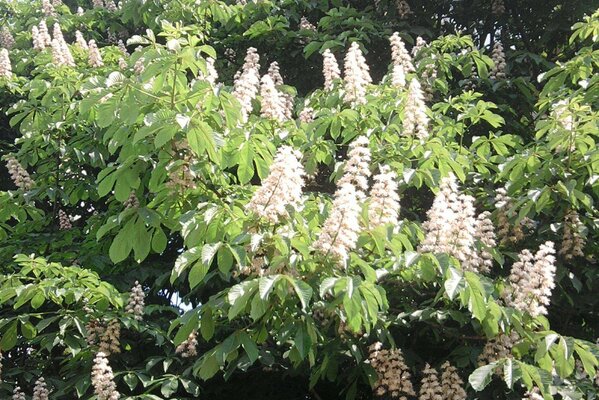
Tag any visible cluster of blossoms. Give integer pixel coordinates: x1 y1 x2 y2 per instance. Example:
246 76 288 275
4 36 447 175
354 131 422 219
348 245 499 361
322 49 341 90
343 42 372 105
49 24 75 67
91 352 120 400
411 36 427 59
337 136 372 198
175 331 198 358
0 49 12 78
504 242 557 317
395 0 412 19
418 363 443 400
419 174 497 273
368 165 401 228
367 342 416 399
299 16 316 32
125 281 145 320
117 40 129 56
12 387 26 400
559 210 585 259
402 79 429 139
58 209 72 230
495 187 532 244
478 331 519 366
198 57 218 85
260 75 287 121
32 378 49 400
75 30 89 49
489 42 507 80
0 27 15 49
42 0 56 16
491 0 506 16
86 319 121 356
166 140 197 190
299 106 314 123
124 191 140 208
6 156 34 189
420 61 437 101
88 39 104 67
440 362 466 400
32 21 52 51
267 61 283 85
390 32 415 73
233 47 261 122
248 146 305 223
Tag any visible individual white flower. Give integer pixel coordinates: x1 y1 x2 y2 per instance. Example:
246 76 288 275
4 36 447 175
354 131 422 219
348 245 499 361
247 146 305 223
391 64 406 88
260 74 287 121
559 210 585 259
489 42 507 79
125 281 145 320
402 78 429 139
0 27 15 50
88 39 104 67
313 182 362 266
6 155 34 190
233 47 261 122
75 31 89 49
322 49 340 90
419 363 443 400
175 331 198 358
368 343 416 398
91 352 120 400
58 209 72 230
0 49 12 78
389 32 414 72
343 42 371 105
368 165 400 228
440 362 466 400
504 242 556 317
395 0 412 19
337 136 371 198
32 377 49 400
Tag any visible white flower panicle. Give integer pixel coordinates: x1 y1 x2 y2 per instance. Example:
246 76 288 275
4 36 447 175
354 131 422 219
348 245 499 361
495 187 528 244
0 27 15 50
478 331 518 366
491 0 506 16
396 0 412 19
260 74 287 121
337 136 371 198
313 183 362 266
233 47 261 122
92 0 105 8
368 342 416 399
474 211 497 273
75 31 89 49
299 16 316 32
420 62 437 101
125 281 145 320
118 57 127 70
392 64 406 88
505 242 556 317
117 40 129 56
38 21 52 48
490 42 507 80
199 57 218 85
6 155 34 190
176 331 198 358
389 32 414 72
299 106 314 123
248 146 305 223
91 352 120 400
42 0 56 16
88 39 104 67
52 23 64 43
440 362 466 400
322 49 341 90
33 377 49 400
419 363 443 400
368 165 401 228
99 319 121 355
51 37 74 67
559 210 585 259
343 42 372 105
267 61 284 86
105 0 118 11
402 78 429 139
86 319 105 346
0 48 12 78
58 209 72 230
124 191 140 208
77 6 85 15
419 174 460 255
12 387 26 400
412 36 427 58
134 58 145 75
450 194 479 272
32 26 44 50
53 0 63 7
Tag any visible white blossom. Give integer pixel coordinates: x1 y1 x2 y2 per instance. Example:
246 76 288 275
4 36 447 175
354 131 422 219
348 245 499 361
233 47 261 122
12 387 26 400
38 21 52 48
396 0 412 19
402 78 429 139
6 155 33 189
559 210 585 259
389 32 414 72
88 39 104 67
299 17 316 32
32 377 49 400
247 146 305 223
368 165 400 228
125 281 145 320
322 49 340 91
42 0 56 16
58 209 72 230
77 6 85 15
473 211 497 273
198 57 218 85
175 331 198 358
343 42 372 105
412 36 427 58
99 319 121 355
0 49 12 78
298 107 314 123
0 27 15 50
391 64 406 88
419 363 443 400
267 61 284 86
117 40 129 56
490 42 507 79
260 74 286 121
337 136 371 198
440 362 466 400
75 30 88 49
368 343 416 398
91 352 120 400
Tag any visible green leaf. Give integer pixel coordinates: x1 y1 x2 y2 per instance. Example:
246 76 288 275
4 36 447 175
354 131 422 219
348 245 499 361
189 261 209 289
0 320 18 351
469 362 497 391
21 321 37 339
239 332 259 363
